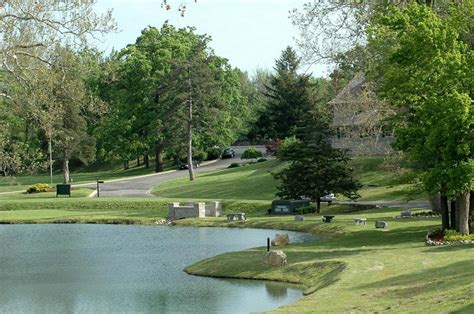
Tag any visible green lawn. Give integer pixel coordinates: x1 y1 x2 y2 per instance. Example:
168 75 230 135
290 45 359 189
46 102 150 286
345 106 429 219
153 157 426 202
0 159 176 193
153 160 285 200
183 205 474 313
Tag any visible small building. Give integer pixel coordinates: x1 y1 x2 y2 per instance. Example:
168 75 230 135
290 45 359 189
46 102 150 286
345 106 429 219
270 200 310 215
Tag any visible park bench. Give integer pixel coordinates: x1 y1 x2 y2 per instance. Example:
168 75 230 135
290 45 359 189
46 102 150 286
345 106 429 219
322 215 335 223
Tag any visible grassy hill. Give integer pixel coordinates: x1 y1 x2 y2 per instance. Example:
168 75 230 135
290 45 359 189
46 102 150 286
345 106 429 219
152 156 425 202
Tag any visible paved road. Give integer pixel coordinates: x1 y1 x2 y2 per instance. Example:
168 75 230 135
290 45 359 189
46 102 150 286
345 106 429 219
80 146 266 198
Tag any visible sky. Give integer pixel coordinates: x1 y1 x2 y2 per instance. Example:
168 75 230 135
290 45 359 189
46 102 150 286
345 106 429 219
96 0 329 77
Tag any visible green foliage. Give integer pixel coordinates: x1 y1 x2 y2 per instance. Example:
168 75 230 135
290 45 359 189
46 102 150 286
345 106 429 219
250 47 332 140
26 183 53 194
206 147 222 160
227 163 241 169
367 3 474 199
241 147 263 160
257 158 267 163
295 205 316 214
444 230 474 241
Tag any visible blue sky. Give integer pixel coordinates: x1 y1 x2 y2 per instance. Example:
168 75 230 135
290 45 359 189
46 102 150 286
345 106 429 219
96 0 328 77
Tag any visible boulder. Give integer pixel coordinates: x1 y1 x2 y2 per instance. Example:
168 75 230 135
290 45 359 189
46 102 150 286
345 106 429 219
264 250 287 267
294 215 305 221
271 233 289 246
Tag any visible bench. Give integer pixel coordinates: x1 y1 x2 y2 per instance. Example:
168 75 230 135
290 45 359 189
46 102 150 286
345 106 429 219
322 215 335 223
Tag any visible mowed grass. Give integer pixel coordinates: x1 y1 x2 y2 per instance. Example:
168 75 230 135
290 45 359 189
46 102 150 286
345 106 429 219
183 205 474 313
0 195 275 224
153 157 425 202
153 160 285 200
0 159 176 193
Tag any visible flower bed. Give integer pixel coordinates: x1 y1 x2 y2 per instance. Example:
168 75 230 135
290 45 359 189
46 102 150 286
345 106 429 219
425 229 474 246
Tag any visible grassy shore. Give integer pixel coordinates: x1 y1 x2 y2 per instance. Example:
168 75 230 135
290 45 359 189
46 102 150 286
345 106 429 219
183 207 474 313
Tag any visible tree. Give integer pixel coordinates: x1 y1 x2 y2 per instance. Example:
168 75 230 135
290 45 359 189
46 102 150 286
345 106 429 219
255 47 316 140
0 0 115 178
274 110 361 213
367 2 473 234
157 39 226 181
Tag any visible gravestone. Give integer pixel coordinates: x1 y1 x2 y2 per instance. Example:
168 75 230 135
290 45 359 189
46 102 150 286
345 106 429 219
294 215 305 221
375 220 388 229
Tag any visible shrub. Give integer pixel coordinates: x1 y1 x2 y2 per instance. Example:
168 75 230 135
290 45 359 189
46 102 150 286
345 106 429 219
295 206 316 214
193 151 208 162
444 230 474 241
241 147 263 161
26 183 53 194
206 147 222 160
257 158 268 162
228 163 241 168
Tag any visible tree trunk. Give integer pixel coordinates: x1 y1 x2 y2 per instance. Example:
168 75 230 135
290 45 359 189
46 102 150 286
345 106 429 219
440 194 450 231
429 192 442 213
450 200 457 231
187 67 195 181
144 152 149 169
155 142 163 173
470 192 474 229
456 192 470 236
123 160 129 170
63 150 70 184
48 135 53 185
137 156 140 167
316 199 321 214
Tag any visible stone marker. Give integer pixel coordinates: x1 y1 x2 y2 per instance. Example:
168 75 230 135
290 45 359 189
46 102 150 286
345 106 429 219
271 234 289 246
264 250 287 267
294 215 305 221
375 220 388 229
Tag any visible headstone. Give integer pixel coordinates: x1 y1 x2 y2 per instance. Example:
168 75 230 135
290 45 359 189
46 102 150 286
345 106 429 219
353 217 367 225
294 215 305 221
401 209 411 218
263 250 287 267
375 220 388 229
271 234 289 246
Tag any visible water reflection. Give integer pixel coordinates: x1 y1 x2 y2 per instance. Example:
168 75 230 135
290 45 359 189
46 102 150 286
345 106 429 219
0 225 315 313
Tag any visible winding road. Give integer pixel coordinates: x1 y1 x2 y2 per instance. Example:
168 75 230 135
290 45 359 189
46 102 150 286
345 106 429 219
80 146 266 198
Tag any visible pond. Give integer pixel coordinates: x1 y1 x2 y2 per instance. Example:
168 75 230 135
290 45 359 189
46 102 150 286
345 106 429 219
0 224 315 313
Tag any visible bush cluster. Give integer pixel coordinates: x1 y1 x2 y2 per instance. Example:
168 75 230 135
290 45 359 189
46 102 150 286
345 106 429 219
257 158 267 163
444 230 474 241
411 211 440 217
26 183 53 194
295 206 316 214
228 163 241 168
206 147 222 160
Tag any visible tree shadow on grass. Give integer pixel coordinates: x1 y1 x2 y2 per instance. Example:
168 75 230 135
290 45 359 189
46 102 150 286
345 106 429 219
423 243 474 253
453 303 474 314
357 260 474 298
317 225 429 249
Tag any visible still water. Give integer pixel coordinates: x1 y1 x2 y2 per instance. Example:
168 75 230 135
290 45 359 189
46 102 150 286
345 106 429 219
0 224 314 313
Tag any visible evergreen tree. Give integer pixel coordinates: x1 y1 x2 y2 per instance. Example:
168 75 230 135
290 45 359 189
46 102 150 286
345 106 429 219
274 109 361 212
256 46 315 140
